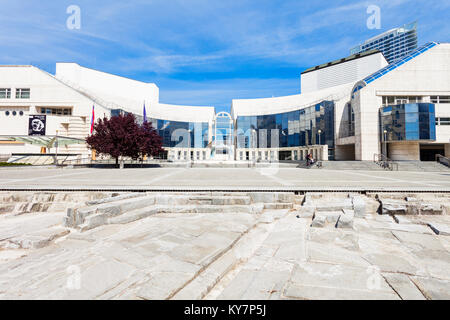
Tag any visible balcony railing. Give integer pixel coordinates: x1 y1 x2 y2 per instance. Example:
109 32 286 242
436 154 450 168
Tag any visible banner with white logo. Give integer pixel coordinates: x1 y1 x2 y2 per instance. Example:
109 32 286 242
28 115 46 136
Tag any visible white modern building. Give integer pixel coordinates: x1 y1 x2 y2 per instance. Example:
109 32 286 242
0 63 215 161
1 42 449 164
232 42 450 162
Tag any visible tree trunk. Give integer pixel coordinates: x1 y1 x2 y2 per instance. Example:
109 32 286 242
115 157 119 168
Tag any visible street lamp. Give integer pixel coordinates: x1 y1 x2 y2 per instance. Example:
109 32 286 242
251 128 257 162
318 129 322 161
55 130 59 166
383 129 388 158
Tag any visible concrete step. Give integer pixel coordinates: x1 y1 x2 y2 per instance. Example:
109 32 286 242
296 161 384 170
394 161 450 172
107 207 160 225
79 203 265 230
263 202 294 209
65 192 296 229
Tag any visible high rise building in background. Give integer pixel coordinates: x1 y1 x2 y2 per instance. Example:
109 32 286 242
350 21 418 63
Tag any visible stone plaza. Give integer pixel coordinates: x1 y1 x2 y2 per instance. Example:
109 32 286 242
0 166 450 300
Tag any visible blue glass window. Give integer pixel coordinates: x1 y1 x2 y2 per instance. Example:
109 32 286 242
380 103 436 142
236 101 335 150
148 118 209 148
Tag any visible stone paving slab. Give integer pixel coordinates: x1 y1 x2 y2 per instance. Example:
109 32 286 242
283 262 399 300
1 195 450 300
382 273 426 300
411 276 450 300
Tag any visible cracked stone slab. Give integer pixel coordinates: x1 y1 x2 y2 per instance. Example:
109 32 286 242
284 262 398 300
362 253 423 275
4 227 70 249
307 228 360 251
411 276 450 300
382 273 426 300
391 230 446 252
137 271 195 300
306 242 369 267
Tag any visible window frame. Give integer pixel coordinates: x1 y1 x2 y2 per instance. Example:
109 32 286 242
15 88 30 99
0 88 11 99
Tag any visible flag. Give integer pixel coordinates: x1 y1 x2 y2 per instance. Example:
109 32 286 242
143 101 147 123
90 105 95 134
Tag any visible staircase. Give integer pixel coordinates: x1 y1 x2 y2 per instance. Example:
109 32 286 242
296 161 384 170
294 160 449 172
393 161 450 172
67 117 90 155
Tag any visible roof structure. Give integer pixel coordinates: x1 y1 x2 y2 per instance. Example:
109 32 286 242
231 82 353 118
301 49 381 75
352 42 440 96
363 42 438 85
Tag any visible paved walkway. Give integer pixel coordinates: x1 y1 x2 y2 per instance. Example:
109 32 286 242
1 167 450 191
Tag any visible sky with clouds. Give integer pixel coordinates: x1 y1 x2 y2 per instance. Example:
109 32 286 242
0 0 449 112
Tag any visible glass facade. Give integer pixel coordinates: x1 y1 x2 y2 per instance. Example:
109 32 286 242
380 103 436 141
213 112 234 156
148 118 209 148
236 101 335 150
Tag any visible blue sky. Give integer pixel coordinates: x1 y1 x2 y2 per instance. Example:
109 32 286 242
0 0 449 113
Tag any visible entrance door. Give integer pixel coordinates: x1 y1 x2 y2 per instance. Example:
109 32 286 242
420 144 445 161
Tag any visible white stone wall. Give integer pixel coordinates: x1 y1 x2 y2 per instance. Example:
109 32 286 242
388 142 420 161
436 103 450 144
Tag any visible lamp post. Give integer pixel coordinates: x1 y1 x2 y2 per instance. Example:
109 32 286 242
251 128 256 162
383 129 388 158
318 129 322 160
55 130 59 166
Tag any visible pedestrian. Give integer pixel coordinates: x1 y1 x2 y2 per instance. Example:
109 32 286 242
306 153 311 167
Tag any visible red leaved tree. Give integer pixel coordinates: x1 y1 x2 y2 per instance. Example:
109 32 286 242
138 121 164 159
86 113 163 167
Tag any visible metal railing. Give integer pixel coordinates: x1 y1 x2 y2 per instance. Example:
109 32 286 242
8 153 80 166
374 153 398 171
60 156 93 166
436 154 450 168
60 157 176 167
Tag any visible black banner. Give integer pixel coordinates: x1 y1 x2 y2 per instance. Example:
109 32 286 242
0 300 440 319
28 115 46 136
